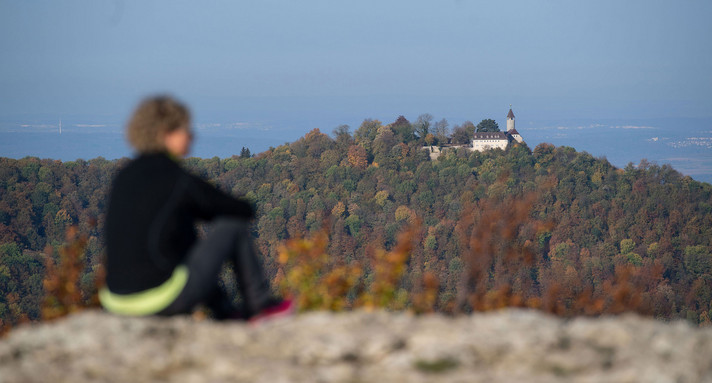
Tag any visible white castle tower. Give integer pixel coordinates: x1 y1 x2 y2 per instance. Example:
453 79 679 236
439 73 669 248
506 105 522 143
506 105 515 132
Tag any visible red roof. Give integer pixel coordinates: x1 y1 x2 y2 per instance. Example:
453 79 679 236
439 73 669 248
508 128 520 135
507 108 515 119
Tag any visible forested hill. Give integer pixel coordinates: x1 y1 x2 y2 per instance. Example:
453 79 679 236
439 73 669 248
1 118 712 331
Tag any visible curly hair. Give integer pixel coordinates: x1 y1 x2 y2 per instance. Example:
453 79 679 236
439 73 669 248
127 95 191 153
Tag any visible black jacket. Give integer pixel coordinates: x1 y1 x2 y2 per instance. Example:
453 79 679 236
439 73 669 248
105 153 254 294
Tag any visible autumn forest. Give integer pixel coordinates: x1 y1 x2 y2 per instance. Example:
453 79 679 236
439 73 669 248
1 116 712 332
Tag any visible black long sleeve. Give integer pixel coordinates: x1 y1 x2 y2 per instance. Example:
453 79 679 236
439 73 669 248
105 153 254 294
189 174 254 221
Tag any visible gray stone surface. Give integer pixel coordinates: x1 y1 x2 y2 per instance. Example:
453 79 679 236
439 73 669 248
1 309 711 382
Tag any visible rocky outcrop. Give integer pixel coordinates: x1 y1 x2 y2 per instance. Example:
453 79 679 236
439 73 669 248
1 309 711 382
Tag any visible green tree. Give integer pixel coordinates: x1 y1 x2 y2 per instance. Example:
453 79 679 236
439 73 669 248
354 119 381 144
354 119 381 157
476 119 500 132
332 124 353 150
620 239 635 255
684 245 711 276
344 214 362 236
391 116 415 143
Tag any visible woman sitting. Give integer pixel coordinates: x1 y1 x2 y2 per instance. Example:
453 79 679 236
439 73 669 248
99 95 292 321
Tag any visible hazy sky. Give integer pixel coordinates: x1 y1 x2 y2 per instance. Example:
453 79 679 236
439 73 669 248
1 0 711 128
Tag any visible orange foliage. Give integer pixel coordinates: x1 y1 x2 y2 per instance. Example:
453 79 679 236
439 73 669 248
455 193 551 312
411 271 440 314
454 191 666 318
358 225 417 310
276 223 428 312
347 145 368 169
41 226 102 321
276 190 665 319
276 229 362 311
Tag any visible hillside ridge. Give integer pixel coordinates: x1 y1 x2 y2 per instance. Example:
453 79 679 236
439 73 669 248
2 124 712 331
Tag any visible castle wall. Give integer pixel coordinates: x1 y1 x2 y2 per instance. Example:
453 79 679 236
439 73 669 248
471 139 509 152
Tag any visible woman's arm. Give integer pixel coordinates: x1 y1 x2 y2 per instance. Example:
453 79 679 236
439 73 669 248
187 173 255 220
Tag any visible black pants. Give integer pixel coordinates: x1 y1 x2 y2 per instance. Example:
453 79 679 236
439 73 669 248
158 218 272 317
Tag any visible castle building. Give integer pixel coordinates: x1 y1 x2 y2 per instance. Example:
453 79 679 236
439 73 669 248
471 131 509 151
471 106 524 152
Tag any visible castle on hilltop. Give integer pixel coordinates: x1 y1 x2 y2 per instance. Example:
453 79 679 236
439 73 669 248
471 106 523 152
424 106 525 159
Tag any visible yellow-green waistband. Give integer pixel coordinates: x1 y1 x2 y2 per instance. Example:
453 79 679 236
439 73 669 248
99 265 189 316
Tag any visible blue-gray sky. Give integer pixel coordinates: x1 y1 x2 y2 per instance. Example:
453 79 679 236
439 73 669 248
2 0 710 122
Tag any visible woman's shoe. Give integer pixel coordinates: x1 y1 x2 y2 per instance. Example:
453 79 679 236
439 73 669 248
249 298 294 324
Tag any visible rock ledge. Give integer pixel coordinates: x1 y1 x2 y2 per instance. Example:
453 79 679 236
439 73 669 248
1 309 711 382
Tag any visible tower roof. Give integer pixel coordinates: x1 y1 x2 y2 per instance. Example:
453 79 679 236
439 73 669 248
507 108 515 119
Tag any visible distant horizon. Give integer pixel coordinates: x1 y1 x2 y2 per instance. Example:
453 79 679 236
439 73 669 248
2 113 711 185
